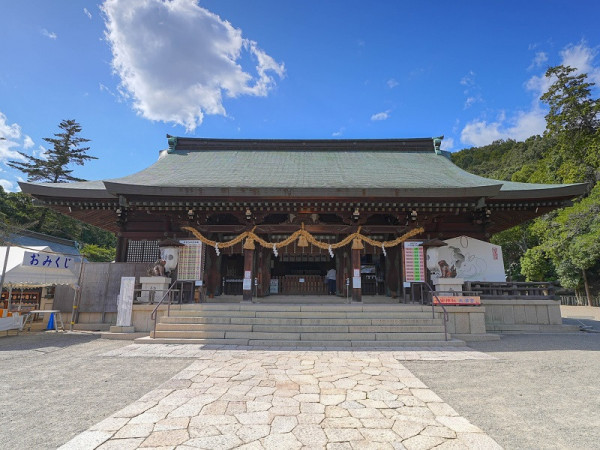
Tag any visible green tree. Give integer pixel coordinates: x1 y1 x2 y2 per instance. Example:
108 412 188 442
7 119 96 183
7 119 97 231
523 185 600 304
0 186 116 250
81 244 116 262
491 224 539 281
538 65 600 184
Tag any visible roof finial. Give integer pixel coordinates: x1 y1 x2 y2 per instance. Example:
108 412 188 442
167 134 178 153
433 135 444 154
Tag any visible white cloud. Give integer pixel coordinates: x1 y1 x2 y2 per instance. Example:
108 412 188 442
33 145 49 160
84 8 92 19
461 41 599 147
332 127 345 137
460 71 476 86
41 29 57 40
0 179 16 192
23 135 34 149
0 113 22 140
461 105 546 147
560 41 600 84
460 71 483 109
0 112 27 162
371 110 391 121
441 137 454 151
527 41 600 97
101 0 285 131
464 95 482 109
528 51 548 70
387 78 399 89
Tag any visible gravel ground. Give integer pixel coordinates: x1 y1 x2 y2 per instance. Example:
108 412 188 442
404 331 600 450
0 332 191 450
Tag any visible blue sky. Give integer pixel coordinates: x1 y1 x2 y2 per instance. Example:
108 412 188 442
1 0 599 192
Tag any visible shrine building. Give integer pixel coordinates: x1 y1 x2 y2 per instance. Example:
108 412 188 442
20 136 587 303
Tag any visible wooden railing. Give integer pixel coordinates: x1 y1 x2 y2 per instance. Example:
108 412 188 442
464 281 555 300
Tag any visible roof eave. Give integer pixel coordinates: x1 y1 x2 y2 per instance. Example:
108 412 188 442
103 182 503 199
19 181 115 199
494 182 589 200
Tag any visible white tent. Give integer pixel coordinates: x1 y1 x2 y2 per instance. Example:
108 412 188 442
0 246 81 288
0 245 82 332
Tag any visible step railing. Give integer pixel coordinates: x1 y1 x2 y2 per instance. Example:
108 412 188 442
414 281 449 341
150 281 179 337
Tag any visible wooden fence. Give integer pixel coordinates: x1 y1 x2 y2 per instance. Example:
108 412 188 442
560 295 600 307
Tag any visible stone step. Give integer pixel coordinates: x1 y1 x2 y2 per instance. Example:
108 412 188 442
170 303 430 313
166 310 434 320
150 330 448 341
248 339 465 347
250 324 445 334
136 336 250 346
73 323 111 332
159 316 441 327
135 336 465 347
152 330 226 339
155 323 253 332
160 316 233 324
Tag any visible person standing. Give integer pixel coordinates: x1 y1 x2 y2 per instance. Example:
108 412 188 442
326 267 336 295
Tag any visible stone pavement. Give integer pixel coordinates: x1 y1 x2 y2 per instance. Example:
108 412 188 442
60 345 500 449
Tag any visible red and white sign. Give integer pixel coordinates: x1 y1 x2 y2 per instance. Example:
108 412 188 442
433 296 481 306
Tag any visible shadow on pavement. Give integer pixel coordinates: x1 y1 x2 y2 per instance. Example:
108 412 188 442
0 331 100 352
467 330 600 353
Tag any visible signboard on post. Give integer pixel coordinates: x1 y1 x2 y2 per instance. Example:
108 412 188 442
403 241 425 283
177 240 204 281
116 277 135 327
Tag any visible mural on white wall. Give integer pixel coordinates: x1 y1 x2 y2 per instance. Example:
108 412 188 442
426 236 506 282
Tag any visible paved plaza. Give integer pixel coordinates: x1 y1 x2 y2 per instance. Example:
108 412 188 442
63 345 499 450
1 307 599 449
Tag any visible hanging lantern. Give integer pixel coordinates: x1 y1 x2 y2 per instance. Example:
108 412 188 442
158 238 185 273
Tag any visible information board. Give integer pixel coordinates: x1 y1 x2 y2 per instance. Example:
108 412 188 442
177 240 204 281
403 241 425 283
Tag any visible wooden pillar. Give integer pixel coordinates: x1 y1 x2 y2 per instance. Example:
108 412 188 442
386 245 401 298
337 249 349 298
242 247 254 302
115 235 128 262
205 242 222 298
256 246 271 297
351 248 362 302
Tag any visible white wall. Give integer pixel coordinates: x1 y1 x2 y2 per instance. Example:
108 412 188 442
427 236 506 282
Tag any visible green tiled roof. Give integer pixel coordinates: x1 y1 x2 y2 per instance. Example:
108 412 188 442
19 137 588 200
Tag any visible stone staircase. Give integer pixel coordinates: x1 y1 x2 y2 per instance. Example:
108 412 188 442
136 303 465 347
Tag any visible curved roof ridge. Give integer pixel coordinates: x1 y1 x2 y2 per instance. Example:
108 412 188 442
168 136 439 153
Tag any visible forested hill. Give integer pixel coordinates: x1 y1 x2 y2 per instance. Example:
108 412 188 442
447 66 600 306
0 188 116 261
450 135 553 182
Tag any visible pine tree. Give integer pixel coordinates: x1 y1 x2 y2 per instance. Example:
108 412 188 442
7 119 96 183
